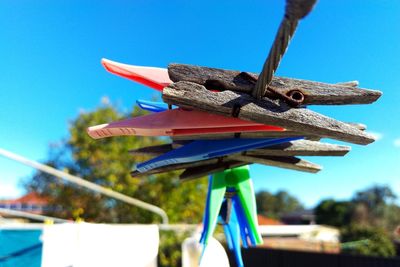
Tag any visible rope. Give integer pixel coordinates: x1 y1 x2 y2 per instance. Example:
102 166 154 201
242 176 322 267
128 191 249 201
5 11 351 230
252 0 317 99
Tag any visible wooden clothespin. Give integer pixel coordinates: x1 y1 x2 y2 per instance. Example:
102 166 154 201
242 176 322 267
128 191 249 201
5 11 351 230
162 81 376 145
129 140 350 158
135 137 302 173
167 63 381 106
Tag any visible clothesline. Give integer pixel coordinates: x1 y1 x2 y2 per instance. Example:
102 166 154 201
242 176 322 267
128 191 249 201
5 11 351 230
0 147 169 224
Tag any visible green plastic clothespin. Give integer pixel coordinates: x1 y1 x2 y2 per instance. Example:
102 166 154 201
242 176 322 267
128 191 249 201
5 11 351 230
201 165 263 246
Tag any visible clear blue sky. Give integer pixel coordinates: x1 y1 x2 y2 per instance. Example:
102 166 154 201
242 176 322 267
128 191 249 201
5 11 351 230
0 0 399 207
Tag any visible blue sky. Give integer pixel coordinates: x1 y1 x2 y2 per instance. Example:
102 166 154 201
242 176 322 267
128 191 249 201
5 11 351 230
0 0 399 207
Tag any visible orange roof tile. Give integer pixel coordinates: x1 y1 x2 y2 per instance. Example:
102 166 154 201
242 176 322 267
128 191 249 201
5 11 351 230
0 192 48 205
257 215 283 225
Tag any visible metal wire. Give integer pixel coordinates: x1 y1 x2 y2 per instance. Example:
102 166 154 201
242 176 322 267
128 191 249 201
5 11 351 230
0 148 169 224
0 208 70 223
252 0 317 99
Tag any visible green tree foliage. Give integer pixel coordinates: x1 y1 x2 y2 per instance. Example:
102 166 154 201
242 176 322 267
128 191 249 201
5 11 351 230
315 199 352 227
256 190 303 219
352 185 398 229
383 204 400 234
315 185 400 258
316 185 400 232
353 185 396 208
159 230 191 267
26 103 207 224
341 225 396 257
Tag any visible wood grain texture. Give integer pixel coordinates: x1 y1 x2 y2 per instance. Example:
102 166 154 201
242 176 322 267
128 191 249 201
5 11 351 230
337 81 359 87
347 123 366 131
131 140 350 157
247 140 350 156
171 122 364 141
130 157 223 177
170 131 309 141
179 154 321 180
129 144 174 156
235 155 321 173
168 64 382 105
179 161 248 181
162 81 375 145
131 149 323 178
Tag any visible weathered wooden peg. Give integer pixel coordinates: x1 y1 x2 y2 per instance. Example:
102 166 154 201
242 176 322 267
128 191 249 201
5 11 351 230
162 81 376 145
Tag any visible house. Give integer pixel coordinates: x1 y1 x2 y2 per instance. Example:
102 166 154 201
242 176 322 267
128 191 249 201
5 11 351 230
257 214 340 253
257 215 283 225
280 209 316 225
0 192 49 215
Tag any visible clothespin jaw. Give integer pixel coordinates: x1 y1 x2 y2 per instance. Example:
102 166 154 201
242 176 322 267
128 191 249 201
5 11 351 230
87 108 286 140
220 199 244 267
101 58 382 107
101 58 171 91
200 173 227 246
136 100 169 113
228 166 263 245
136 137 301 173
200 173 245 267
232 194 257 247
200 166 263 267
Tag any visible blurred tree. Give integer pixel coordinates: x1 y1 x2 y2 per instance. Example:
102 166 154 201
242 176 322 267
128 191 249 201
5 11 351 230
256 190 303 219
315 199 352 227
159 230 191 267
383 204 400 234
256 191 275 217
352 185 397 229
25 102 207 224
353 185 396 209
341 225 396 257
350 202 369 226
315 185 400 258
315 185 400 233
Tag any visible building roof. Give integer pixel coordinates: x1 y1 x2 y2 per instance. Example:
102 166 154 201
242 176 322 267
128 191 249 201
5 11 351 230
257 215 283 225
0 192 48 205
258 225 340 243
281 209 315 220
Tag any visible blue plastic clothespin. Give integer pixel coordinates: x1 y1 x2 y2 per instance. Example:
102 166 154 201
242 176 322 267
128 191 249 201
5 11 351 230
200 179 245 267
136 136 303 172
136 99 176 113
220 198 244 267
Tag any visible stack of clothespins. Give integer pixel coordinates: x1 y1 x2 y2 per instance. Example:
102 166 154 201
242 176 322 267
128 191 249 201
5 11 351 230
86 1 382 266
87 57 381 266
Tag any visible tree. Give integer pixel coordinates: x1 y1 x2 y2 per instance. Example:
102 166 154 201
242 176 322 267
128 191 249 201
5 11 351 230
352 185 398 228
341 225 396 257
315 199 352 227
383 204 400 234
353 185 396 209
256 190 303 219
26 102 207 224
315 185 400 232
314 185 400 258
